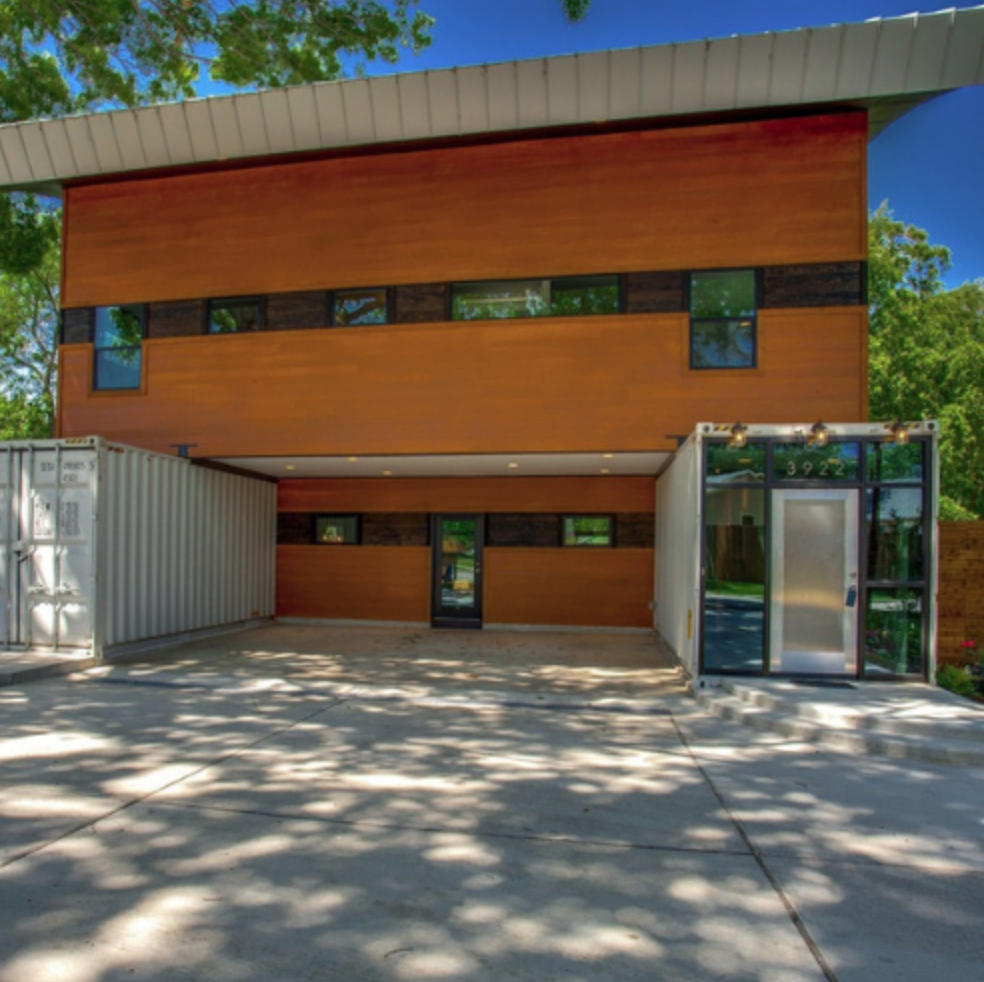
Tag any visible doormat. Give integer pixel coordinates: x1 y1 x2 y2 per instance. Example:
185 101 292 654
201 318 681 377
790 679 856 689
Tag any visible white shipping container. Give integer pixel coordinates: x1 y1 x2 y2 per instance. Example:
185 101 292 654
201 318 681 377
0 438 276 656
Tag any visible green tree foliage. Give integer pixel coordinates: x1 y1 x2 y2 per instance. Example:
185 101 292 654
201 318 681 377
868 204 984 519
0 210 59 437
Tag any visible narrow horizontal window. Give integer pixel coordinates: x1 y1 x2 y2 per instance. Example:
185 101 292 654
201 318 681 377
452 275 619 321
208 297 263 333
313 515 360 545
93 304 144 391
562 515 614 547
332 288 390 327
690 270 757 369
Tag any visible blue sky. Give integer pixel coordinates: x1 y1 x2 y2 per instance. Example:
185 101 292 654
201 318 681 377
369 0 984 287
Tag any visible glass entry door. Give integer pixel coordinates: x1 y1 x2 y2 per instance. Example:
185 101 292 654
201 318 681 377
770 489 859 675
432 515 483 628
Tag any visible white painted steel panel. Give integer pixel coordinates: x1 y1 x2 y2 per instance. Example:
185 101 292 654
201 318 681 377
870 18 916 95
546 55 579 123
769 30 809 105
313 82 349 145
940 9 984 88
0 129 33 183
396 73 431 137
487 62 519 131
638 44 675 117
836 21 880 97
801 27 844 103
341 79 376 144
456 66 491 134
671 41 707 114
656 434 701 677
515 59 550 127
261 89 295 152
210 98 244 158
234 94 271 158
607 48 641 120
905 12 951 90
735 34 775 109
18 123 56 182
704 36 741 111
369 76 404 142
135 110 171 168
285 87 323 151
87 114 124 173
43 120 77 177
159 103 196 164
182 101 220 162
110 112 148 171
426 70 460 136
577 51 611 121
62 116 100 176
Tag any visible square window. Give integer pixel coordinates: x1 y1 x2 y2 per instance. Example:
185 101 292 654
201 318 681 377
208 297 263 333
331 288 389 326
562 515 613 547
689 270 757 369
313 515 360 544
93 304 144 390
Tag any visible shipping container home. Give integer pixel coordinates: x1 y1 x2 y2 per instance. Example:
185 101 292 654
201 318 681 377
0 439 275 657
0 8 981 675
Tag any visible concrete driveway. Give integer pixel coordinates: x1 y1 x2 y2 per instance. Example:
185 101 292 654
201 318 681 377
1 624 983 981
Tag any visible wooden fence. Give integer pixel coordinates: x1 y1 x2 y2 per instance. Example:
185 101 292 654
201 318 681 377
938 522 984 668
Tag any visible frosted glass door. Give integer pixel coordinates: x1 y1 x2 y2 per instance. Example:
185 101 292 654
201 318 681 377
770 489 859 674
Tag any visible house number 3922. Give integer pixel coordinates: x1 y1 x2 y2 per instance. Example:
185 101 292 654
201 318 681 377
786 459 846 478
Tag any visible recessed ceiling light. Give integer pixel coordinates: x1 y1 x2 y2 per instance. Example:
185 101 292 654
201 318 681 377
285 464 296 471
347 456 358 462
600 468 610 475
507 462 519 469
382 470 393 476
603 453 615 459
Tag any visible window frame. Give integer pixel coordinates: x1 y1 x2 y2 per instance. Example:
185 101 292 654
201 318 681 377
330 287 392 327
688 268 759 371
450 274 622 322
92 303 146 392
560 514 615 548
311 514 361 545
205 296 265 334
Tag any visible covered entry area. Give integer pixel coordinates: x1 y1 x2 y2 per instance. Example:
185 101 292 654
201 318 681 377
657 422 939 683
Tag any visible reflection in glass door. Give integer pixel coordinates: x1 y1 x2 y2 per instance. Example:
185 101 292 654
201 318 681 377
432 515 483 628
770 489 859 675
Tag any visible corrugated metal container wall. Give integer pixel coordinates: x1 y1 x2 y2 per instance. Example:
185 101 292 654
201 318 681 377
656 433 702 677
98 445 276 651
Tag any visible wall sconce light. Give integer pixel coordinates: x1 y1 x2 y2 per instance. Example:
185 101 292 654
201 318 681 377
889 420 910 445
729 422 748 449
809 420 829 448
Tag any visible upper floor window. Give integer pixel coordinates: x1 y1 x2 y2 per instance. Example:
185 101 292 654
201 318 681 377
332 288 389 327
452 275 619 321
208 297 263 333
689 269 757 369
313 515 360 544
93 304 144 391
562 515 614 547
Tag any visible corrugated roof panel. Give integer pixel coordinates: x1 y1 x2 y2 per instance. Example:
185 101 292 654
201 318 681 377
18 122 56 181
546 55 579 124
515 58 550 127
62 116 101 176
3 132 33 183
941 7 984 87
671 40 708 113
425 69 460 136
368 75 403 142
261 88 295 152
769 29 809 104
836 20 880 97
396 72 431 139
135 109 171 168
156 103 195 165
801 25 845 102
456 65 491 134
638 43 676 117
40 119 77 180
285 86 323 151
110 111 148 171
341 78 375 144
181 101 219 162
607 48 641 119
205 98 242 159
312 81 348 146
870 16 916 94
734 33 774 108
487 61 520 131
86 114 124 173
904 9 953 90
233 94 270 157
704 35 741 110
577 50 611 120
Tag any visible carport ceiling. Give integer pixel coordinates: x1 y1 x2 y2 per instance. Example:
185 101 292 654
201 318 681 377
213 451 669 479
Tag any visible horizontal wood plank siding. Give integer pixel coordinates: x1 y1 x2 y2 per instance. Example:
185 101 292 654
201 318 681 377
63 113 866 308
57 307 865 454
485 548 654 628
278 477 655 513
276 545 430 621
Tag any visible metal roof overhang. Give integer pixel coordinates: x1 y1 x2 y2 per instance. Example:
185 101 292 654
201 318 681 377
1 5 982 195
210 451 671 481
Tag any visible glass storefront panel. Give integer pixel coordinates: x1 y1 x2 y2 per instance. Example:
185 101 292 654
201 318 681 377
866 487 924 582
864 588 924 676
702 487 766 672
706 442 767 482
867 442 924 483
773 442 860 482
